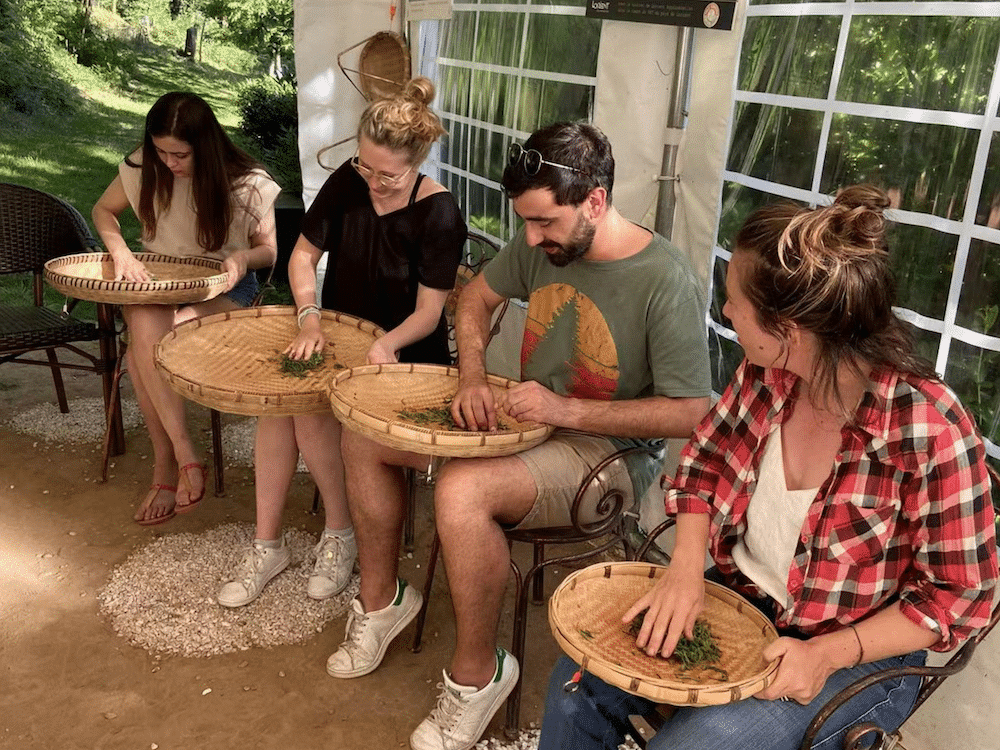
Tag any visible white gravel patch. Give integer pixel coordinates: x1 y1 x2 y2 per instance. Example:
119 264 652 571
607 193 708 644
98 522 356 657
7 396 141 443
221 417 307 473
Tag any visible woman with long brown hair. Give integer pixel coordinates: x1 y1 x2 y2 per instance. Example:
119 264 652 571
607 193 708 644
93 91 280 525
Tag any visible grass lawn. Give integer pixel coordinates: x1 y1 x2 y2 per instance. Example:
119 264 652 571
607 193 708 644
0 39 258 317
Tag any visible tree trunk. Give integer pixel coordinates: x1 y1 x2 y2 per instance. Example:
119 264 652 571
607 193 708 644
184 26 198 57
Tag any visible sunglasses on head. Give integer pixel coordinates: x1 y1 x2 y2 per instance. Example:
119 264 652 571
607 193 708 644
506 143 584 176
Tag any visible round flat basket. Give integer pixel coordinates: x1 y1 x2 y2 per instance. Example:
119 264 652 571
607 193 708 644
357 31 410 100
155 306 385 416
549 562 779 706
329 363 554 458
44 252 229 305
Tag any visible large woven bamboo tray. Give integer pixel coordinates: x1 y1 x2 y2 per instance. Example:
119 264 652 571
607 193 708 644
549 562 780 706
45 252 229 305
155 306 384 416
329 363 554 457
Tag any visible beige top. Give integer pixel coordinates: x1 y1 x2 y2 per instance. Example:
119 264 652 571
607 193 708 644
731 424 819 608
118 151 281 262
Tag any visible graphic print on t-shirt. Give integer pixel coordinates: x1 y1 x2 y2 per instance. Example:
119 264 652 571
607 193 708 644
521 283 619 400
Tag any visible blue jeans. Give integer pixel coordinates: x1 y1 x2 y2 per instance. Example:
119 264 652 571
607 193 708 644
539 652 925 750
224 271 259 307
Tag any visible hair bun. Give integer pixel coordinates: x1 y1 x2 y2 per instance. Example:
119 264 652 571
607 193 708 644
834 184 890 213
401 76 435 107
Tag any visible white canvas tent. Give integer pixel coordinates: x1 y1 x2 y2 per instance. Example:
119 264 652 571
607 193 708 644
292 2 999 746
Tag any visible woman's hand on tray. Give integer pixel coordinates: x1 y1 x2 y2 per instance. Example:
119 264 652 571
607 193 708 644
111 251 152 282
366 338 399 365
284 317 326 360
623 556 706 659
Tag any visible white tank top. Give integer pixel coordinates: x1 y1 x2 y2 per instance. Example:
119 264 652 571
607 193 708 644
732 424 819 608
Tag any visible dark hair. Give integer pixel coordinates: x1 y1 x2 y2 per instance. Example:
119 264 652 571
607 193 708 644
733 184 936 415
126 91 263 255
357 76 446 165
500 121 614 206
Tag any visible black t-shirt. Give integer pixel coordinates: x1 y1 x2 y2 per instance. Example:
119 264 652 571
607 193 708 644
301 160 466 364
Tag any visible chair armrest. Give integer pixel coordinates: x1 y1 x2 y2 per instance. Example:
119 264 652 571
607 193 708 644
568 445 661 537
799 642 979 750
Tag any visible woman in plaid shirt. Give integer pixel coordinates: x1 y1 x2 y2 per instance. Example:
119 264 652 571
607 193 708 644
539 185 998 750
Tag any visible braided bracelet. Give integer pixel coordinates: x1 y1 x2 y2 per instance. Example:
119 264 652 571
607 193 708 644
848 625 865 667
297 305 320 329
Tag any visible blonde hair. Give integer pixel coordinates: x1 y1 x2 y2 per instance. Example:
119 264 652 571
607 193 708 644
357 77 446 165
734 184 935 416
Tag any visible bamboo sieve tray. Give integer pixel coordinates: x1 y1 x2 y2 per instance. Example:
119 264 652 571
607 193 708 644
549 561 780 706
155 306 384 416
45 252 228 305
329 363 554 458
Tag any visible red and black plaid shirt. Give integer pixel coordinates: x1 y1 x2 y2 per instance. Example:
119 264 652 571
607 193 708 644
665 360 997 651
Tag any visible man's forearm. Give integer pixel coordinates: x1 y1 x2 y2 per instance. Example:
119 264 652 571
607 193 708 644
559 395 709 439
454 293 493 381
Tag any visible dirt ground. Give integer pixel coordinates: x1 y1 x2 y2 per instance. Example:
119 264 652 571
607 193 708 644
0 350 571 750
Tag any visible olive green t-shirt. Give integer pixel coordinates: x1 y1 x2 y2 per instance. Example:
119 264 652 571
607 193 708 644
483 226 711 495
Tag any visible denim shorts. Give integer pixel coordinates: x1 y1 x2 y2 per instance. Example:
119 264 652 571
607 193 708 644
224 271 259 307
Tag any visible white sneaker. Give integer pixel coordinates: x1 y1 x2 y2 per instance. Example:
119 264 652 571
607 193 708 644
307 531 357 600
409 648 519 750
217 539 291 608
326 578 422 678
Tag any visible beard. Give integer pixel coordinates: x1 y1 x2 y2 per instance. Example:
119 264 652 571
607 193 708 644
540 212 596 267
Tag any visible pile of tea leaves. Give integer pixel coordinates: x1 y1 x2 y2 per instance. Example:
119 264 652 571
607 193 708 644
398 399 459 430
627 612 726 678
277 350 325 378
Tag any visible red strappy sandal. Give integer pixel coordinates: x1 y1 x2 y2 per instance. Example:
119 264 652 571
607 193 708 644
175 463 207 514
135 483 178 526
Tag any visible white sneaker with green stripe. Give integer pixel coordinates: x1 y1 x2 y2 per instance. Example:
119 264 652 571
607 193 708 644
409 648 519 750
326 577 421 678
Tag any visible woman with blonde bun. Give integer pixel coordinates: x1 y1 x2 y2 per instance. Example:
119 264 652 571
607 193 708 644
217 77 466 608
538 185 997 750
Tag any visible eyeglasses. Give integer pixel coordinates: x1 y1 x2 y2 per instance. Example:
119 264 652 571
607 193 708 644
351 153 413 188
507 143 584 176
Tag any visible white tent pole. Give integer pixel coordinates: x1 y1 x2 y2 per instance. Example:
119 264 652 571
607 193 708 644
654 27 693 241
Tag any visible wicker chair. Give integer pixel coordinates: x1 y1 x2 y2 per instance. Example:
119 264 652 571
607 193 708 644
0 183 121 445
628 465 1000 750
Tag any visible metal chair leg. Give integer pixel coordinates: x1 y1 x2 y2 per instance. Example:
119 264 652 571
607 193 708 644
210 408 224 496
504 554 531 739
412 531 441 653
100 348 128 482
311 484 321 514
404 467 417 553
531 541 545 604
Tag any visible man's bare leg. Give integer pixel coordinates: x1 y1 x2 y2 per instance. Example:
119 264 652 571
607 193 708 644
341 430 428 611
433 455 537 688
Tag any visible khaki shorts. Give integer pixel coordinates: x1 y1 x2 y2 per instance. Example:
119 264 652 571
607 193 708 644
513 430 635 530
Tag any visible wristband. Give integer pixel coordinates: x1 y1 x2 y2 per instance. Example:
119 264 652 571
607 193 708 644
297 305 321 329
848 625 864 667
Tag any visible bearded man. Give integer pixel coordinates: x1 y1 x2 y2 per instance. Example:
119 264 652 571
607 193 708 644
328 121 712 750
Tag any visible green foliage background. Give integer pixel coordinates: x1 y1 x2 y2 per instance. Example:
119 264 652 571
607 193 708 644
0 0 299 313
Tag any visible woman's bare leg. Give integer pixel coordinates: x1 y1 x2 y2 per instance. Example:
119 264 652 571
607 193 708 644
122 304 182 522
294 413 350 530
253 415 300 539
